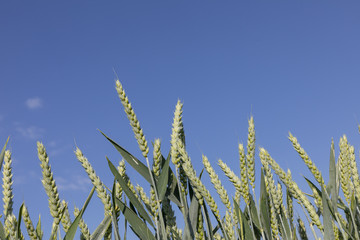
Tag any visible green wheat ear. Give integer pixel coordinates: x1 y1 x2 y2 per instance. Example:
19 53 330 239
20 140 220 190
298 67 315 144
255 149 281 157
74 206 91 240
37 142 62 231
2 150 14 220
22 204 39 240
288 132 324 186
115 79 149 158
75 147 112 214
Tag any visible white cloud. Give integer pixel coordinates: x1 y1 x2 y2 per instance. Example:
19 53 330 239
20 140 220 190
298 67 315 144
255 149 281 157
25 97 42 109
56 175 92 192
16 126 44 139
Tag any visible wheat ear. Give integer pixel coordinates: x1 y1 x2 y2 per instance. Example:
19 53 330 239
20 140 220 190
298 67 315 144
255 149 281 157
177 141 221 220
153 138 162 177
75 147 112 214
74 206 91 239
37 142 62 230
22 204 40 240
2 150 14 220
218 159 248 205
297 218 308 240
246 116 256 189
238 144 250 205
339 135 351 204
60 200 72 232
349 145 360 200
288 133 324 186
170 100 184 167
115 80 149 158
260 148 322 230
203 155 231 211
5 213 17 239
115 160 126 201
195 211 204 240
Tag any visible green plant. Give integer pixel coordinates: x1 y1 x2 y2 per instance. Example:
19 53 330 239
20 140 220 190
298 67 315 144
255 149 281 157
1 80 360 239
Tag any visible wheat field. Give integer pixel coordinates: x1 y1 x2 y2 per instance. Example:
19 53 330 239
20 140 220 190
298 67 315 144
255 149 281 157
1 79 359 240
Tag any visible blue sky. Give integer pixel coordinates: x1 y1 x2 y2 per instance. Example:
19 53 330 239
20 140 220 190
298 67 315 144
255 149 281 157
1 1 360 238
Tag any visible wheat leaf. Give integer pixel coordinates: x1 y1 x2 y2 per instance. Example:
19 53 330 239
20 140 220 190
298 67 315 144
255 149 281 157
322 184 334 239
101 131 152 184
107 157 154 228
157 152 171 201
90 215 112 240
114 197 156 240
259 169 271 239
64 186 95 240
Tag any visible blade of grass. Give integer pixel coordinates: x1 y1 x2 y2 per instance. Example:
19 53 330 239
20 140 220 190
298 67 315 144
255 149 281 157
16 203 24 239
64 186 95 240
90 215 112 240
157 152 171 201
233 199 255 240
114 197 156 240
111 181 121 240
259 170 271 239
107 157 154 228
322 184 334 239
101 131 151 184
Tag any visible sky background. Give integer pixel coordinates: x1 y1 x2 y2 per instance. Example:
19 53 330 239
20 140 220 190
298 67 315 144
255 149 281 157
1 1 360 238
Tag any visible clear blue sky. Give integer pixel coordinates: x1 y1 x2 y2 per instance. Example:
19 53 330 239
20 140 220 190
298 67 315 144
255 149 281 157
1 1 360 238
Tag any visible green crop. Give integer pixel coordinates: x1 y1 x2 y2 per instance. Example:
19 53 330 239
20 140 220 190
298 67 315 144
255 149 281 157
1 79 360 240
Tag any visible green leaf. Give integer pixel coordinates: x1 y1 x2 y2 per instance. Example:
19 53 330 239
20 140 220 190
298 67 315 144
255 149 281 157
157 152 171 201
0 221 6 240
111 181 121 240
107 157 154 228
64 186 95 240
188 193 200 232
0 137 10 172
328 139 339 210
201 203 214 240
114 197 156 240
259 169 271 239
234 199 255 240
248 194 260 231
304 177 322 199
36 215 43 240
90 215 112 240
100 131 152 184
16 203 24 239
279 207 292 240
322 184 334 240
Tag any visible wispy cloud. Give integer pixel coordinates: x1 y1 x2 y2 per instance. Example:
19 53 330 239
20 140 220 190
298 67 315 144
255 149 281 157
25 97 43 109
15 126 44 139
56 175 91 192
